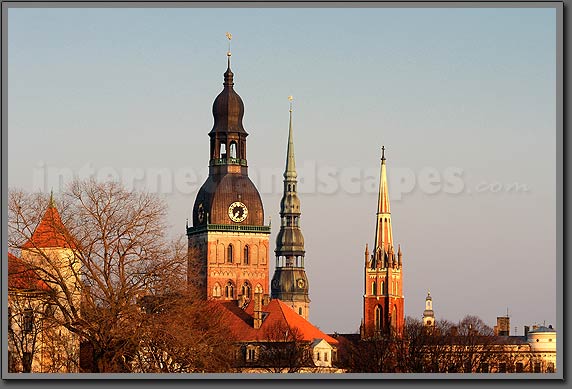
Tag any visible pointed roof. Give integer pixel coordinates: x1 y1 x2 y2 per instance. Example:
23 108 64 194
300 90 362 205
284 102 297 180
217 299 338 345
377 146 390 214
21 200 73 249
8 252 51 292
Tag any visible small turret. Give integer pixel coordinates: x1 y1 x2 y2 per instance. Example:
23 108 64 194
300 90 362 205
364 243 370 266
397 244 403 268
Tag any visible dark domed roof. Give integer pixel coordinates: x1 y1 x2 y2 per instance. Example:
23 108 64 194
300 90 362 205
275 228 305 256
271 268 310 302
210 66 248 135
192 174 264 226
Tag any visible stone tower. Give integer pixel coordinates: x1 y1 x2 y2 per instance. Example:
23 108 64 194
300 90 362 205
187 48 271 302
422 291 435 328
361 147 405 339
271 99 310 319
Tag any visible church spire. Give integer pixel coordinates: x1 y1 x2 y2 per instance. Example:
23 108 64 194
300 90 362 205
272 96 310 319
374 146 393 254
284 96 297 180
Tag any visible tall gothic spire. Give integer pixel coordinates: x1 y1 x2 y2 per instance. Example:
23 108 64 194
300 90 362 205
374 146 393 255
272 97 310 319
284 96 297 180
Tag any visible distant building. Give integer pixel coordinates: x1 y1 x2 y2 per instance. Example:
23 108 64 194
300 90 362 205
361 147 405 339
422 291 435 328
8 198 80 373
218 293 340 372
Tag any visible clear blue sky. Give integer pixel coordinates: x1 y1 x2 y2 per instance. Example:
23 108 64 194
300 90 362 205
8 6 557 334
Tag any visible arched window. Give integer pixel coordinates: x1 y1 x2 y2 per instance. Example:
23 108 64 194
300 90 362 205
213 283 222 298
227 244 233 263
244 245 249 265
225 281 235 299
299 307 303 315
242 281 252 299
229 141 237 158
288 184 291 191
372 281 377 295
380 281 385 295
219 142 227 158
375 305 383 332
391 305 398 329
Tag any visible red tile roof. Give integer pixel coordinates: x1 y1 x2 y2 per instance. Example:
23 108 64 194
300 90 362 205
21 204 74 249
217 299 338 345
8 252 51 292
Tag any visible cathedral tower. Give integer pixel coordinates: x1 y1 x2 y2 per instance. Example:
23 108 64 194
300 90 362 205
271 98 310 319
187 40 271 302
362 147 405 339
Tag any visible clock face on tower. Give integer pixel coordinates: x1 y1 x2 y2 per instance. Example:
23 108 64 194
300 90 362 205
228 201 248 223
297 279 305 289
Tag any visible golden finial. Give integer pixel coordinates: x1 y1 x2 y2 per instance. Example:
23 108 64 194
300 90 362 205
288 95 294 112
226 32 232 57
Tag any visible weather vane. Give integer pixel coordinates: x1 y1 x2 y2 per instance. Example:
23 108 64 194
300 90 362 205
381 145 386 160
226 32 232 57
288 95 294 112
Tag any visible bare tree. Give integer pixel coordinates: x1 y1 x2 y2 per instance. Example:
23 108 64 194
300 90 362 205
8 181 193 372
255 321 314 373
131 289 237 373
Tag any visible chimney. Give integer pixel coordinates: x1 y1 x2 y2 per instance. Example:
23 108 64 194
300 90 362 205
524 325 530 338
253 292 263 329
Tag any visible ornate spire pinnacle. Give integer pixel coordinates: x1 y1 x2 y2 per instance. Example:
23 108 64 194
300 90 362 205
378 146 390 214
284 96 297 180
224 32 234 87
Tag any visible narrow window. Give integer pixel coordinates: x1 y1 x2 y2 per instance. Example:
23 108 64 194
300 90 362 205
242 281 252 299
299 307 303 315
372 281 376 295
219 142 227 158
229 141 237 159
213 283 221 298
244 245 249 265
375 305 382 332
316 353 320 361
324 352 328 362
225 281 234 299
227 244 233 263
